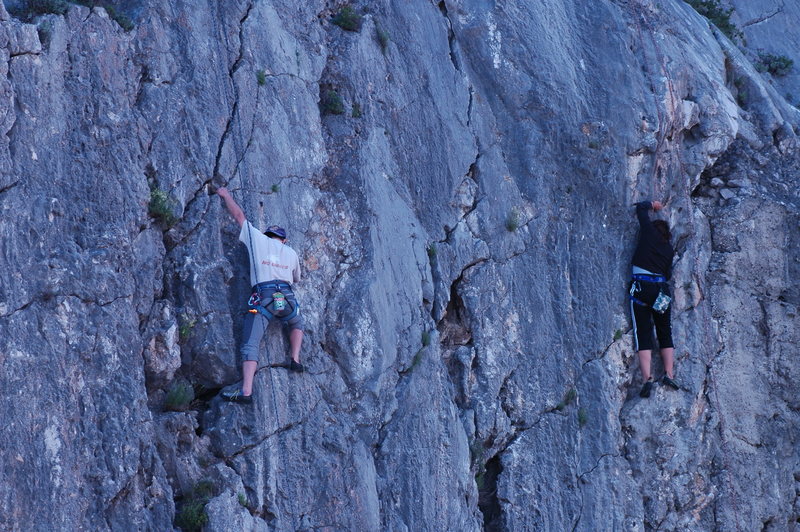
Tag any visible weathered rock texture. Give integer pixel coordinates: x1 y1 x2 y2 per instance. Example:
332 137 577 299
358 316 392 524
0 0 798 530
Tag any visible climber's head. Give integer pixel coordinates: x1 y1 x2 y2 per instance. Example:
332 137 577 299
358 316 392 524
265 225 287 242
653 220 671 243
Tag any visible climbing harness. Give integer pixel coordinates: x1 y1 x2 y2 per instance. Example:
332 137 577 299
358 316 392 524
247 281 299 321
632 273 666 284
630 274 672 314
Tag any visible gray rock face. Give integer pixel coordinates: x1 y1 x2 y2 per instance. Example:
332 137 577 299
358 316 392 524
0 0 797 530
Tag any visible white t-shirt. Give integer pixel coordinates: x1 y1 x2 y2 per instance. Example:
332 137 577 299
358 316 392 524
239 221 301 286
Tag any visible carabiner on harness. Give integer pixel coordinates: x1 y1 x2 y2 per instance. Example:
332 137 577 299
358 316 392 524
248 292 261 306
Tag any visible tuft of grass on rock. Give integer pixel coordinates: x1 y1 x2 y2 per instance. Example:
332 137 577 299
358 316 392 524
256 69 266 86
426 243 437 261
102 3 134 31
556 387 578 411
320 89 345 115
505 207 520 232
408 349 425 373
613 329 623 341
376 25 390 54
578 408 588 428
271 183 280 193
164 380 195 412
175 500 207 531
179 313 197 341
174 480 216 532
331 5 362 32
421 330 432 347
351 102 362 118
149 186 178 228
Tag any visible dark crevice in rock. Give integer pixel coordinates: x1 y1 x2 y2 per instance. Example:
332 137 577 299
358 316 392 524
732 433 763 449
467 85 474 126
0 181 19 195
260 71 313 84
498 371 518 426
741 4 784 28
578 453 619 480
212 0 255 182
66 293 134 307
223 418 304 462
439 151 482 247
437 266 475 349
477 453 503 531
167 1 256 249
582 329 631 367
9 51 41 58
437 1 461 73
0 298 37 318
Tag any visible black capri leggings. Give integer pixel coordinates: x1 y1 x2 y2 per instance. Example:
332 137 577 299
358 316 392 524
629 281 674 352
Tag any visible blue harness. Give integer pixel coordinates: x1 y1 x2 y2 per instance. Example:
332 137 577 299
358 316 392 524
248 280 299 321
632 273 666 284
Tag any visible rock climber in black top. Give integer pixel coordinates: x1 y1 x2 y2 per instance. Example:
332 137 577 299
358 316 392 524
629 200 680 398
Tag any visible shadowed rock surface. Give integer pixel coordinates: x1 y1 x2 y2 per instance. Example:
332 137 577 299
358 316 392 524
0 0 797 530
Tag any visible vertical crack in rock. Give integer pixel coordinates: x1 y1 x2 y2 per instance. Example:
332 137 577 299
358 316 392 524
436 1 461 73
212 0 255 181
467 85 475 127
437 265 476 349
169 1 257 247
478 453 503 531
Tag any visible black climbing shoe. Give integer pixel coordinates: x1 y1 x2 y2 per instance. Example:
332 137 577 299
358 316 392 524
221 389 253 404
662 375 680 391
639 379 653 398
288 360 305 373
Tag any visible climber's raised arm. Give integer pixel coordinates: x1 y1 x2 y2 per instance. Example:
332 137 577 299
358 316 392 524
217 187 245 227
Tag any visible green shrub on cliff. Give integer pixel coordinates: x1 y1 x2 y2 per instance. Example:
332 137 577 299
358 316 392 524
320 89 345 115
174 480 215 531
30 0 70 15
7 0 69 18
683 0 742 42
11 0 135 31
149 186 178 228
72 0 134 31
755 52 794 77
331 6 362 32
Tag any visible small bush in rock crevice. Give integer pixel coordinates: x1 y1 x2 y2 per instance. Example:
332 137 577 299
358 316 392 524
149 186 178 228
376 24 390 54
331 5 362 32
174 480 215 531
505 207 520 232
164 380 195 412
320 89 345 115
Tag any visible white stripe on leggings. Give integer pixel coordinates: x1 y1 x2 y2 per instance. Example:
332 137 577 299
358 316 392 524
630 297 640 352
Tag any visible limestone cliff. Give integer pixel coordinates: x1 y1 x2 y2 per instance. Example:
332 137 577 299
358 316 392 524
0 0 797 530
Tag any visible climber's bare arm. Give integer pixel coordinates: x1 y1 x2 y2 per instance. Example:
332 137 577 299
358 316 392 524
217 187 245 227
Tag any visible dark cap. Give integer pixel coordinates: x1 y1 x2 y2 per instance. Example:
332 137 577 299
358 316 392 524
264 225 287 239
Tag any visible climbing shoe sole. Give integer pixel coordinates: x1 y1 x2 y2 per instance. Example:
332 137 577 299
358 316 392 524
221 389 253 404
